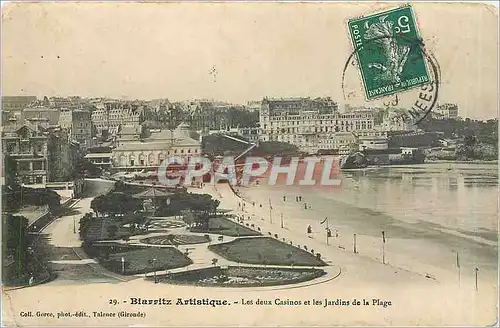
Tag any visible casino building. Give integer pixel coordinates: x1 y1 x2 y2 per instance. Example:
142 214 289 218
111 123 201 172
259 97 375 153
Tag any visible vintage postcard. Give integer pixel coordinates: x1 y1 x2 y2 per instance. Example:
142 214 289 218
1 2 498 327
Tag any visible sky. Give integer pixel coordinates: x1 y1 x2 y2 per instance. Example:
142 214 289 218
1 2 498 119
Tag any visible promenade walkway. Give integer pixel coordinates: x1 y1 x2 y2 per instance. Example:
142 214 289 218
190 183 433 287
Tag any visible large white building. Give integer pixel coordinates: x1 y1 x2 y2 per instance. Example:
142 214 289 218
259 97 374 153
111 123 201 171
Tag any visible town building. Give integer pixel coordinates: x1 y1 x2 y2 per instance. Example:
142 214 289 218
91 101 146 133
435 103 459 119
207 126 259 144
2 122 49 184
1 121 79 185
111 123 201 171
59 109 94 150
317 132 357 155
48 96 87 110
21 107 61 125
377 108 417 131
259 97 374 153
46 126 80 182
1 96 37 112
185 100 229 131
246 101 262 112
238 127 260 143
84 145 113 171
358 135 389 151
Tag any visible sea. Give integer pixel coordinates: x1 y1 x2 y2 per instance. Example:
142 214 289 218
241 162 498 277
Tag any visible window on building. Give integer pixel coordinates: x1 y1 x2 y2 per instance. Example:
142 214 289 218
33 162 43 170
6 142 15 153
35 176 43 184
18 162 30 171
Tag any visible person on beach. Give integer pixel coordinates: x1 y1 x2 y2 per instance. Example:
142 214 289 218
304 203 307 210
298 196 302 202
307 225 312 234
283 196 286 201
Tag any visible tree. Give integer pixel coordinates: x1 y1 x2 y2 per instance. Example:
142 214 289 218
156 193 220 224
253 141 300 157
74 157 102 178
3 214 29 253
226 107 259 128
91 192 142 217
107 225 118 239
113 180 127 192
132 213 147 225
79 213 94 239
3 154 18 188
2 214 29 282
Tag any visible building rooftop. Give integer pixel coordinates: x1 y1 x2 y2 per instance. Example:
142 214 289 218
85 153 113 158
113 141 172 151
22 106 59 112
2 96 37 102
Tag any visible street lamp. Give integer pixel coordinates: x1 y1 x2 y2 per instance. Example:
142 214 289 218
152 258 158 283
73 215 76 234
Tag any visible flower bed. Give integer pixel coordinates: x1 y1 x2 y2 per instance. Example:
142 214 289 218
150 266 326 287
140 234 210 245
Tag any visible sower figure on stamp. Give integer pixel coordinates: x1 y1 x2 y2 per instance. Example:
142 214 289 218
364 15 410 84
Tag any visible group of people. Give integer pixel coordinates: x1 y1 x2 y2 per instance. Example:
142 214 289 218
306 225 338 238
282 195 311 210
282 195 304 202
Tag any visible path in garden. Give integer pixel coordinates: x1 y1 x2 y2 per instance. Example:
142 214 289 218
41 180 135 284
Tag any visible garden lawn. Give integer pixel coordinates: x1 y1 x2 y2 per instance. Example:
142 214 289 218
83 216 135 242
190 216 261 237
100 246 192 275
208 237 327 266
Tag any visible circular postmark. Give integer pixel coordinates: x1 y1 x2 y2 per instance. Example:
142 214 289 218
342 33 440 126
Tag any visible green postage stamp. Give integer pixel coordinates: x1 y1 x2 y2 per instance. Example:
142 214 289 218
347 5 431 100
